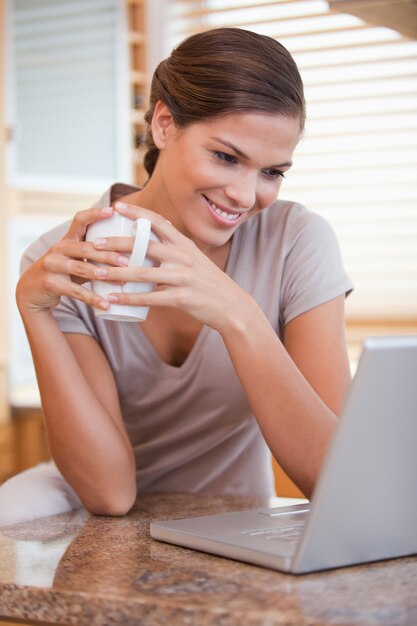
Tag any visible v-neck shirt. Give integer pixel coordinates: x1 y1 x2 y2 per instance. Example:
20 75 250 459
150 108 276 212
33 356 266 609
22 183 353 497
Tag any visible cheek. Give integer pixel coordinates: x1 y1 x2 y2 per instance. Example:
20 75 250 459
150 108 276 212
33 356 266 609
258 180 282 207
187 158 219 189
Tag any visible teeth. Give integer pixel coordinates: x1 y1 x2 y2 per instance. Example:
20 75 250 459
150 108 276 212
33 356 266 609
207 198 241 221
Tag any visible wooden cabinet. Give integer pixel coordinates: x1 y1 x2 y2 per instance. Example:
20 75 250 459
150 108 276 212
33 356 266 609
0 423 16 484
0 408 49 486
126 0 148 186
273 458 305 498
12 407 50 473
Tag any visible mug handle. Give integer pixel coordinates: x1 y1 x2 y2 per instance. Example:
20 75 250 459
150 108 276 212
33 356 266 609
122 218 152 294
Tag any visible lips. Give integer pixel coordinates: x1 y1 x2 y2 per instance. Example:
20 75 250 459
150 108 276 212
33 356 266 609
203 195 242 226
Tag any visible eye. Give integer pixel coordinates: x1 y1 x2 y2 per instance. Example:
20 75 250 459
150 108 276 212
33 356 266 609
262 168 285 180
213 151 238 165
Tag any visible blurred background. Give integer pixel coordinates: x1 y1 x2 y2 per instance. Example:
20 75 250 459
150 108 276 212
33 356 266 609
0 0 416 495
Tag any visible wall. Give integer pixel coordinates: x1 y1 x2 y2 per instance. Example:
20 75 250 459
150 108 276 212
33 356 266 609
0 0 9 423
0 0 98 419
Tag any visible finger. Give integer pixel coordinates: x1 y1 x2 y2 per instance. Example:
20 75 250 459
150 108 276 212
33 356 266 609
57 239 130 267
93 264 182 286
91 238 173 264
145 240 193 264
43 252 128 287
43 253 96 284
92 236 134 254
71 275 125 287
113 201 146 220
65 206 114 242
114 202 188 245
116 239 196 269
53 276 110 311
107 288 177 308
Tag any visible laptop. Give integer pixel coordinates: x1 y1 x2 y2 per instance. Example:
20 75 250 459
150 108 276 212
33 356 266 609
150 336 417 574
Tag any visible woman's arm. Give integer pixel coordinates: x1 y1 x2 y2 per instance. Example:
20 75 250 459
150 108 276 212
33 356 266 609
221 294 351 499
97 203 351 499
282 295 351 415
16 207 137 515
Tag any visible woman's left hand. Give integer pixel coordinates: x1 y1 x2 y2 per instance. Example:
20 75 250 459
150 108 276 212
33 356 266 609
92 202 255 333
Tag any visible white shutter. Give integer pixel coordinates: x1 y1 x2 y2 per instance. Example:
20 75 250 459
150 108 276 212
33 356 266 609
6 0 130 190
168 0 417 323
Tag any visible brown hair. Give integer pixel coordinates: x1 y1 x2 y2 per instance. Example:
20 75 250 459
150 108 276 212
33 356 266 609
143 27 305 178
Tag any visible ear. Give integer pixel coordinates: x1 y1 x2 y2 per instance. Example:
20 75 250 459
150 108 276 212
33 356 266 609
151 100 178 149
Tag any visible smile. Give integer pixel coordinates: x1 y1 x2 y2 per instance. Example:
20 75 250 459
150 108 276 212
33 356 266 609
204 196 242 225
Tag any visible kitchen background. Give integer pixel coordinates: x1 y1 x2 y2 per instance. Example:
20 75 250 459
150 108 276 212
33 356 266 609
0 0 416 497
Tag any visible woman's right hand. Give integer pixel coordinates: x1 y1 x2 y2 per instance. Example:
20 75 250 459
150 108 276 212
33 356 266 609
16 205 128 315
14 205 138 515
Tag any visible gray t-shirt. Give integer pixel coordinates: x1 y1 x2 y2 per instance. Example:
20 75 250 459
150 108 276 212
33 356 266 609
22 184 353 497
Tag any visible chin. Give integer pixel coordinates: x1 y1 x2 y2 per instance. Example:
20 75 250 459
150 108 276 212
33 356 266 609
200 231 235 251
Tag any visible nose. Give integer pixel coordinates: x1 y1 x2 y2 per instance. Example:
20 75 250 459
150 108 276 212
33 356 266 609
224 172 257 211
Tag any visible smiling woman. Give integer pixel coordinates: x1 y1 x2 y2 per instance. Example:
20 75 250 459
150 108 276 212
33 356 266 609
134 104 300 251
0 27 352 527
172 1 417 346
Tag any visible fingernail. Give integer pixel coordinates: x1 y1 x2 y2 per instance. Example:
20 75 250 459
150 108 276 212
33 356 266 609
94 238 107 247
115 202 128 210
108 295 119 303
99 300 109 310
118 255 129 266
101 206 113 215
95 268 108 277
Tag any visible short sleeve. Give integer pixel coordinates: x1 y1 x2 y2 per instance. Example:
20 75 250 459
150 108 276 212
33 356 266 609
280 209 353 327
51 295 99 339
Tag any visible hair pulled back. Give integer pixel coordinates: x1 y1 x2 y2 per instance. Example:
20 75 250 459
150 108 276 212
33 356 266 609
143 27 305 178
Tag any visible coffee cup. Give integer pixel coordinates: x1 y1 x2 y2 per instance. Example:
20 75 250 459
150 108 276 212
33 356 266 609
86 212 158 322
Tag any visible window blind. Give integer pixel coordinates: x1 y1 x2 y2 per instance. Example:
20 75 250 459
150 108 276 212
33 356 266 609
7 0 129 190
167 0 417 322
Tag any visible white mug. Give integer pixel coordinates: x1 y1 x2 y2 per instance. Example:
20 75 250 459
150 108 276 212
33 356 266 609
86 212 158 322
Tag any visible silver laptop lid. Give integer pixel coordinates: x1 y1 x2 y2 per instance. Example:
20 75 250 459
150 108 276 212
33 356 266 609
293 336 417 573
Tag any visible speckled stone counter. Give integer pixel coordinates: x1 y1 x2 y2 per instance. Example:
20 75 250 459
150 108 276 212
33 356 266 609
0 493 416 626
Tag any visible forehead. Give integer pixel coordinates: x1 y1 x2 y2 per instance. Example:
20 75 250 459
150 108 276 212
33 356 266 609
185 111 301 155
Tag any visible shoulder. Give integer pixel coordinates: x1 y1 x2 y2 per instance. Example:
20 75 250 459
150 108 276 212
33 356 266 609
262 198 333 237
261 199 343 267
21 220 72 272
241 199 335 254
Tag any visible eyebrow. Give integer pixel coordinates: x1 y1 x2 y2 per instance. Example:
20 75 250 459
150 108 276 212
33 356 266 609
210 136 293 168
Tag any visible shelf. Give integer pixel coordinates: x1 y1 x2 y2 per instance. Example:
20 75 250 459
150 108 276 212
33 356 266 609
0 423 16 484
128 31 146 45
126 0 147 184
130 70 147 85
133 148 146 164
131 109 146 124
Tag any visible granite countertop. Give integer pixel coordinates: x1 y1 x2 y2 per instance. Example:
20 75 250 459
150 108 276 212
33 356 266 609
0 493 416 626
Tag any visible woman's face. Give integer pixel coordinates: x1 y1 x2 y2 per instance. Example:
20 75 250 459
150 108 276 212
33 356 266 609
147 103 301 252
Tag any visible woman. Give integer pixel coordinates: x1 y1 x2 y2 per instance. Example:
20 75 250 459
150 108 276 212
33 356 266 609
0 28 352 526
